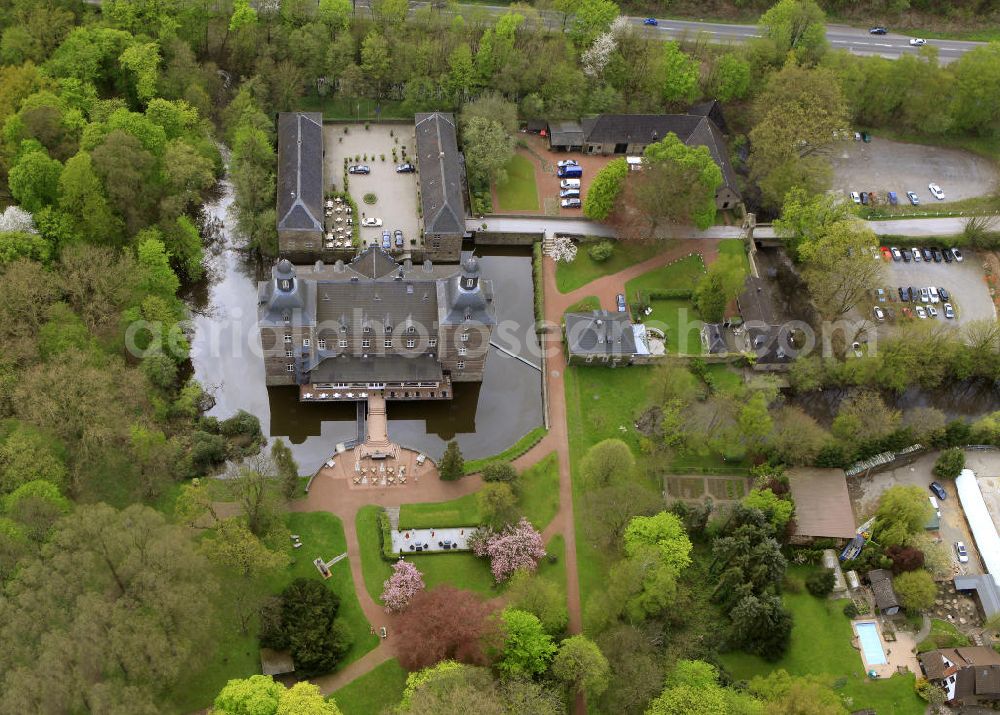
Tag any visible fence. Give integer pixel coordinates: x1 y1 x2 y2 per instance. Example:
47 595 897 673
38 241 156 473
844 444 923 477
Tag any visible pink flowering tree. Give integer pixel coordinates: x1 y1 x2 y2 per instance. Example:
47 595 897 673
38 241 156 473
381 560 425 613
473 518 546 583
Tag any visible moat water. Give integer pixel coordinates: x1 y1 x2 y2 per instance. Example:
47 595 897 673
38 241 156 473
187 175 543 471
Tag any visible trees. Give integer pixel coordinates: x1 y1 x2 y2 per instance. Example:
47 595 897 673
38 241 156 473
482 461 518 483
588 240 615 262
505 569 568 635
381 560 425 613
647 660 763 715
212 676 343 715
693 253 745 323
580 438 634 487
397 661 561 715
749 63 849 209
757 0 827 65
583 157 627 220
395 585 497 670
805 569 835 597
472 517 546 582
271 438 299 498
875 485 933 547
708 53 751 102
478 482 518 527
748 671 848 715
631 133 722 231
259 578 352 676
832 391 900 444
8 144 62 213
730 592 793 660
439 440 464 481
497 608 556 678
798 219 883 320
743 489 794 533
595 625 663 714
774 186 854 262
950 43 1000 136
568 0 619 47
933 448 965 480
894 569 937 612
767 407 830 466
623 511 692 574
227 459 285 538
552 634 610 699
659 41 699 105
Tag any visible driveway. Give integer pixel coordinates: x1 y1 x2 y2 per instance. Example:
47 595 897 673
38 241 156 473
848 451 981 578
323 123 420 254
832 135 998 204
880 250 996 327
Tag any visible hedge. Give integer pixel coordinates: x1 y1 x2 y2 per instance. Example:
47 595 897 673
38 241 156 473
464 426 549 475
532 242 544 326
645 288 694 300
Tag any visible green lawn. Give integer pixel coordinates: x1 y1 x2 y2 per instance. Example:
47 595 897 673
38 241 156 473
538 534 566 591
169 512 378 713
408 550 499 596
720 567 924 715
464 426 548 475
626 255 708 355
398 492 481 529
331 658 408 715
566 295 601 313
495 154 539 211
625 253 705 295
555 239 666 293
294 93 411 121
718 238 751 274
918 618 972 653
704 363 744 393
356 505 393 602
519 451 560 531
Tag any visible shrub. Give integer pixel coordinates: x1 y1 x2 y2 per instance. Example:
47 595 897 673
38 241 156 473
259 578 352 676
482 462 518 483
805 569 836 597
895 569 937 612
783 574 804 594
583 158 627 220
363 192 377 205
587 241 615 262
933 448 965 480
843 601 859 618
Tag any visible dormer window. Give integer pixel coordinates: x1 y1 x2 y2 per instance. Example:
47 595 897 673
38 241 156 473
407 326 415 334
340 325 347 333
364 326 371 333
283 312 290 323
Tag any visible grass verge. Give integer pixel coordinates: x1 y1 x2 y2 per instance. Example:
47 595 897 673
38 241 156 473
519 451 560 531
464 426 549 475
331 657 408 715
356 505 392 602
917 618 972 652
566 295 601 313
398 492 481 529
495 154 539 211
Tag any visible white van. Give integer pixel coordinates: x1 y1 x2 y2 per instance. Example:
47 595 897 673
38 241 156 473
929 495 941 518
560 178 581 189
928 287 940 304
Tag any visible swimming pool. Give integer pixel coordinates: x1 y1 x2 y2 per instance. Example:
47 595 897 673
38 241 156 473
854 621 887 666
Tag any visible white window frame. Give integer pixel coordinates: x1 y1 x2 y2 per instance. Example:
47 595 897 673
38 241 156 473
461 332 470 342
362 339 370 348
458 347 467 356
429 337 437 347
285 350 294 358
286 364 295 372
339 339 348 348
303 338 311 348
384 339 393 348
317 339 326 350
456 361 465 370
406 339 416 349
284 334 292 343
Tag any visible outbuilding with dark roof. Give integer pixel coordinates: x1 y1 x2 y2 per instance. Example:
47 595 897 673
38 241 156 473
276 112 325 255
415 112 466 262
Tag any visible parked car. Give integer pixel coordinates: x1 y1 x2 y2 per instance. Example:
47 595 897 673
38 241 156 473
910 286 919 302
928 305 939 317
559 188 580 199
361 217 383 227
911 246 922 262
944 303 955 318
952 247 964 262
921 247 933 262
560 197 581 208
616 294 627 313
920 287 930 302
558 166 583 178
880 246 892 261
930 481 947 500
890 246 902 261
381 230 391 249
875 287 887 303
869 26 888 34
938 287 950 301
943 247 954 262
901 247 911 262
929 286 940 303
348 164 370 174
395 163 415 173
932 248 944 262
873 306 885 321
560 178 581 189
907 191 920 205
888 191 898 205
394 229 404 247
929 496 941 518
861 131 872 142
915 305 928 319
955 541 969 563
929 182 945 200
860 192 869 205
854 131 863 141
557 159 579 168
910 38 927 46
643 17 658 25
898 286 910 301
850 191 861 204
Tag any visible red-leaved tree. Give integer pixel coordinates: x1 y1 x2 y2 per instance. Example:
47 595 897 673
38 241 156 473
381 560 425 613
395 585 498 670
472 517 546 583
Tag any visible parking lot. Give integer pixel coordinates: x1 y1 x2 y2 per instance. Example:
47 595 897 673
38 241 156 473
848 451 980 578
879 250 996 327
323 123 420 253
832 135 998 204
514 134 620 216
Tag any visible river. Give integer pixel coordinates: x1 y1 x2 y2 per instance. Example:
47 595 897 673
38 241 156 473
187 174 544 471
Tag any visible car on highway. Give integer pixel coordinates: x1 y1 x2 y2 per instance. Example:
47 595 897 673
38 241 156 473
348 164 370 175
910 38 926 46
361 217 382 227
850 191 861 204
561 197 581 208
929 182 945 200
955 541 969 563
616 294 627 313
930 481 947 500
952 248 964 262
643 17 658 25
869 26 888 34
557 159 579 168
395 163 415 173
944 303 955 319
915 305 927 319
890 246 902 261
873 306 885 321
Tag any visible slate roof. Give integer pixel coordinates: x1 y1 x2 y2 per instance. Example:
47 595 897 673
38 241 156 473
415 112 465 235
701 323 727 354
310 354 443 383
315 280 440 337
258 259 317 326
866 569 900 611
921 647 1000 700
348 246 400 280
437 257 496 326
564 311 638 356
547 120 584 147
276 112 324 233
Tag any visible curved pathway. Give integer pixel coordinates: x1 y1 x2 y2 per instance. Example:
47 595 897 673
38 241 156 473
295 237 725 707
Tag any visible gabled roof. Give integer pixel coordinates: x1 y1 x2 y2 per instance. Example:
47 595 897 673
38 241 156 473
415 112 465 235
349 245 400 280
547 120 584 146
310 354 443 383
277 112 324 233
701 323 727 354
866 569 900 611
564 311 638 356
788 468 857 539
580 114 703 146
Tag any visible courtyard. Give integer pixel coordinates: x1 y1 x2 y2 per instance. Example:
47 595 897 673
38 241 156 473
323 123 421 254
